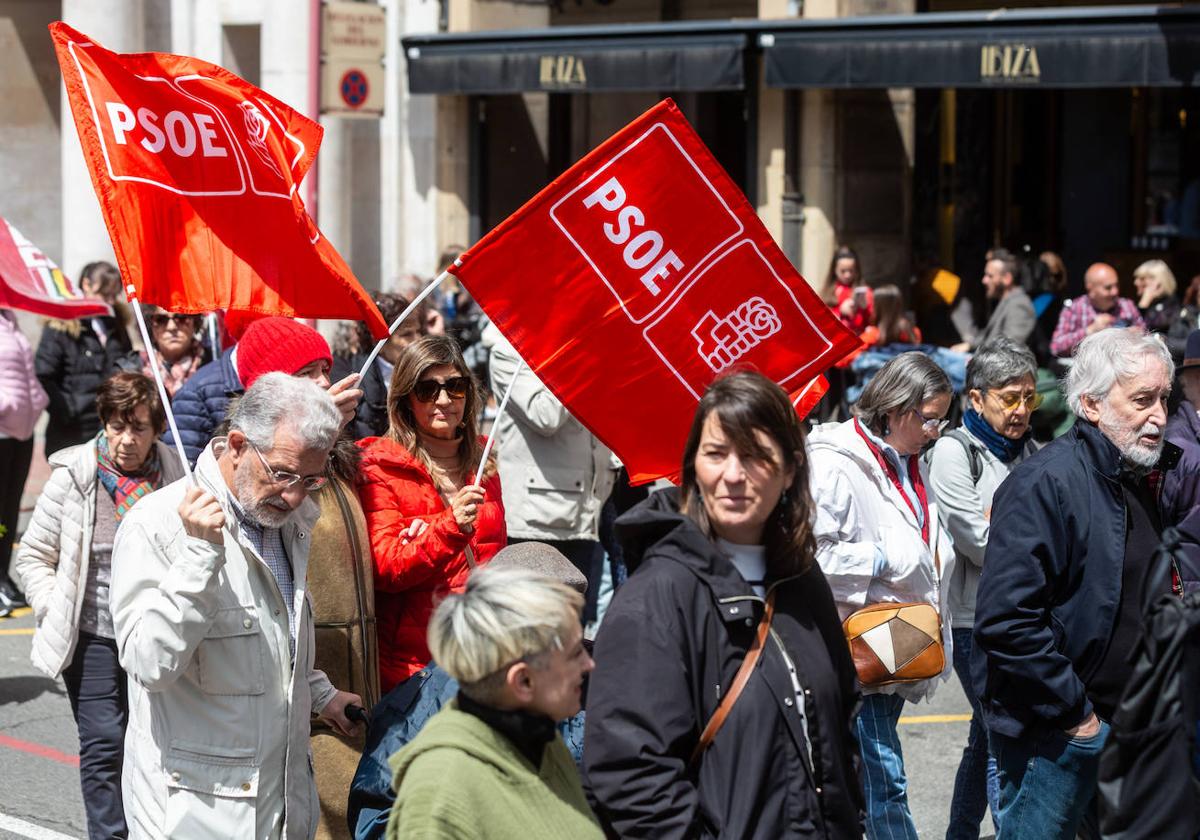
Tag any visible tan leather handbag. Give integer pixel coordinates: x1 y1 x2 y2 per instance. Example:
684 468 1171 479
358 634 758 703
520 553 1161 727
843 601 943 687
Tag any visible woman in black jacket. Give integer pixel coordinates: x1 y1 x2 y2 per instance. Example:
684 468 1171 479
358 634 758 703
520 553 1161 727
35 261 135 455
583 371 863 839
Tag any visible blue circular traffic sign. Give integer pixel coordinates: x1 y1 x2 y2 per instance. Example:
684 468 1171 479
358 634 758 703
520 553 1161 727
340 70 369 108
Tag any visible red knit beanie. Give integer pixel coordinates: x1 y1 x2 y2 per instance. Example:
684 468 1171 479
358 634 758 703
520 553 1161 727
236 317 332 388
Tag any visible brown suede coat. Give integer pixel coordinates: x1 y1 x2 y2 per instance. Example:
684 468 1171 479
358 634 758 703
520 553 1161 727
309 476 380 840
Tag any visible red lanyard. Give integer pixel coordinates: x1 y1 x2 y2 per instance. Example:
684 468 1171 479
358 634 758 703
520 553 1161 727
853 418 931 545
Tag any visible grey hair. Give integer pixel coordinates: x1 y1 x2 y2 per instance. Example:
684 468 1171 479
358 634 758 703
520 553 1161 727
428 566 583 705
966 336 1038 393
1065 329 1174 417
854 352 953 435
228 371 341 453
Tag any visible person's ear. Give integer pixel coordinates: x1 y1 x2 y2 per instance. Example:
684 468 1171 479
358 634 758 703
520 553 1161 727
227 430 249 464
505 662 536 705
969 388 986 414
1080 394 1103 425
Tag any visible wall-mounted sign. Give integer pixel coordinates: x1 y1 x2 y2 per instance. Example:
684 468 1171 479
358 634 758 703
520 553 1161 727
321 2 385 117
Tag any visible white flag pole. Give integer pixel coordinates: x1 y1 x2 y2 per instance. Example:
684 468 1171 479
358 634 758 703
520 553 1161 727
475 359 524 482
206 312 221 357
127 285 196 484
357 269 449 381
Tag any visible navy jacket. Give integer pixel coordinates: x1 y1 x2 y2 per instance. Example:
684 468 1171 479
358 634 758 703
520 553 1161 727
162 347 242 466
332 354 389 441
347 664 586 840
1162 401 1200 594
972 421 1179 738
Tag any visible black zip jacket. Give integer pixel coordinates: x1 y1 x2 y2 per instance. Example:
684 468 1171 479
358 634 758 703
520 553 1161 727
34 318 135 455
583 489 864 839
972 420 1180 737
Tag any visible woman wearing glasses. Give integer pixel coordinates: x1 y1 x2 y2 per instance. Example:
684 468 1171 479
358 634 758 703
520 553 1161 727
926 337 1039 840
807 351 955 840
138 305 209 400
357 335 505 693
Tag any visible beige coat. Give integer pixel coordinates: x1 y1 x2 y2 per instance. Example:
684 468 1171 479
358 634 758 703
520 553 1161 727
15 438 184 677
110 441 336 840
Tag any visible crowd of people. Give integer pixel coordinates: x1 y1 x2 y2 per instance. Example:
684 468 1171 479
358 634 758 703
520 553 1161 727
0 245 1198 840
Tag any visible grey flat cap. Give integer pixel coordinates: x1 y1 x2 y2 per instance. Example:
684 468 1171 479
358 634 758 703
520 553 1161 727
488 542 588 595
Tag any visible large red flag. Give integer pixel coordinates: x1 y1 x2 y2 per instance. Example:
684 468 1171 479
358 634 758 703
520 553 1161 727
453 99 860 484
0 215 111 319
50 22 387 338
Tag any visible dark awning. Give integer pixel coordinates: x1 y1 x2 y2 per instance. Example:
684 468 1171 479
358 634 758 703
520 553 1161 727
403 25 747 94
401 5 1200 95
763 5 1200 89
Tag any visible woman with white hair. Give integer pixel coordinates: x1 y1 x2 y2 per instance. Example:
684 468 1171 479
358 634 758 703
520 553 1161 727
385 565 602 840
1134 258 1180 340
927 337 1039 840
807 351 956 840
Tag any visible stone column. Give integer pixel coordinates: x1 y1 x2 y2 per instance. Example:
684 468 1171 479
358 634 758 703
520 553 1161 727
60 0 145 281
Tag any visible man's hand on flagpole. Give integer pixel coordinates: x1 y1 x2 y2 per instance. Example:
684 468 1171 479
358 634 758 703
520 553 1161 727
178 485 226 545
327 373 363 429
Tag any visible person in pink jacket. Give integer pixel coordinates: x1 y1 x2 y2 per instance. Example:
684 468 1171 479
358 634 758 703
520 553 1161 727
0 309 48 616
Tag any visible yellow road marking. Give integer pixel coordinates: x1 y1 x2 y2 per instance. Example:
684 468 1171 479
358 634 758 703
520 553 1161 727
1 606 32 618
898 714 972 724
0 627 33 636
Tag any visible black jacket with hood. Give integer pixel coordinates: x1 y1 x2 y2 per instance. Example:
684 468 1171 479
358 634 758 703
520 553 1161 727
583 489 863 840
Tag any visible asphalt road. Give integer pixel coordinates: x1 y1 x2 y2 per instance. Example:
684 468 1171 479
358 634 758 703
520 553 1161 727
0 600 987 840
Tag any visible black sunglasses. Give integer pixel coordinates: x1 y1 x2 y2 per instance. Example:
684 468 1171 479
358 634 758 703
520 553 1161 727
150 313 196 329
412 376 470 403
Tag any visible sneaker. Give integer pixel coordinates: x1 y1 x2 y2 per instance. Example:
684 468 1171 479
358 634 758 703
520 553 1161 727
0 578 25 609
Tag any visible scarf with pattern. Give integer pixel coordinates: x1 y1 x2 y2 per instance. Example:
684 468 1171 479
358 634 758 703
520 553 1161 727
96 432 162 521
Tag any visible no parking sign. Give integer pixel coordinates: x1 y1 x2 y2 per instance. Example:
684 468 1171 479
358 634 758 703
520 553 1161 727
321 3 385 117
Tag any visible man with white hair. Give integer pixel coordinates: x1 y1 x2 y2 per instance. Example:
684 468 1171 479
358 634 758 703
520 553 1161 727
110 373 364 839
972 328 1180 839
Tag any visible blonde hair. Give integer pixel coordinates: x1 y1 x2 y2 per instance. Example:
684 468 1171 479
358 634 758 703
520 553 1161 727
1134 259 1177 298
428 566 583 702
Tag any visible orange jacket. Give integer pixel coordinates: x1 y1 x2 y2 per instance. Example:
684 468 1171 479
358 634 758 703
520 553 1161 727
356 436 506 692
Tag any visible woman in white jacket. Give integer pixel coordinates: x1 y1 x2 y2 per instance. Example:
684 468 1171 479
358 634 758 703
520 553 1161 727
15 372 184 840
807 352 955 840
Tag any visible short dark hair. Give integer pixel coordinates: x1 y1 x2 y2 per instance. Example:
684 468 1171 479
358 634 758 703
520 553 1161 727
97 372 166 434
355 292 427 355
679 371 816 578
988 248 1018 281
97 376 166 436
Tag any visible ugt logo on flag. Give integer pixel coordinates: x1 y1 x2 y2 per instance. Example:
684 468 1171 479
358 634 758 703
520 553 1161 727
51 21 386 336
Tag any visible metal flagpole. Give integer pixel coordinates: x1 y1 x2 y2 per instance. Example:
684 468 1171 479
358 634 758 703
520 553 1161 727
126 285 196 483
475 359 524 481
206 312 221 357
357 269 449 381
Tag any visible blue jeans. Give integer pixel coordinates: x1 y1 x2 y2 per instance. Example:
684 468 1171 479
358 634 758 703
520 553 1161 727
991 720 1110 840
946 627 1001 839
857 692 918 840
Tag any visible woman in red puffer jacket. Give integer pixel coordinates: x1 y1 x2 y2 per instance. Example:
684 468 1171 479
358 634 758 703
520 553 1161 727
357 335 505 693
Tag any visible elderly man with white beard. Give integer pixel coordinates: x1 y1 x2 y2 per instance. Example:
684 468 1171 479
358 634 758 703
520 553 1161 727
110 373 363 839
971 328 1180 840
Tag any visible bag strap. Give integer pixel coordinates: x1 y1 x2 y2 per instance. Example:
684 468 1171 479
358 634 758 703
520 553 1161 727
690 589 777 768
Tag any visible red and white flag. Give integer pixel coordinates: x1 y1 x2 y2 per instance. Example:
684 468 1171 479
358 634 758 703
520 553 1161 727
0 215 110 320
50 21 387 337
453 99 860 484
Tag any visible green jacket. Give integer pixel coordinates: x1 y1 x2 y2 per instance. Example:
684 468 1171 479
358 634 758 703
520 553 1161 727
386 702 603 840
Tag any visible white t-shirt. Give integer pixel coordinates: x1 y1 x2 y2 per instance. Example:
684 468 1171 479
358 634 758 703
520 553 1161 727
717 538 767 597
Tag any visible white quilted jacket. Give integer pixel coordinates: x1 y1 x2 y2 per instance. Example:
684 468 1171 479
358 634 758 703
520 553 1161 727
14 438 184 677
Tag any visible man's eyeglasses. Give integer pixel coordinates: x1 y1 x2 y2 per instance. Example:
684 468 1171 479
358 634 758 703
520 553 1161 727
910 409 950 434
248 442 327 491
412 376 470 403
987 390 1044 413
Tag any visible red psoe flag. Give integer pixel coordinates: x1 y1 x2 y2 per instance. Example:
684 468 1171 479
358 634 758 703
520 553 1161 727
50 22 387 338
452 99 860 484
